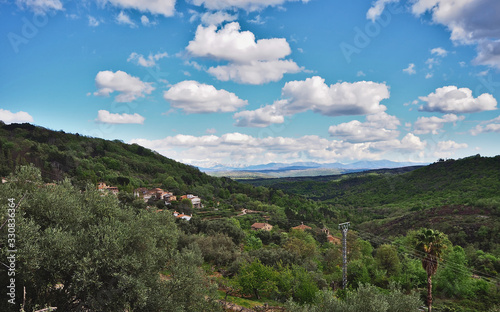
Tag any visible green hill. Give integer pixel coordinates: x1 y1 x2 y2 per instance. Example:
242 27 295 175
0 122 213 189
243 155 500 250
0 122 335 226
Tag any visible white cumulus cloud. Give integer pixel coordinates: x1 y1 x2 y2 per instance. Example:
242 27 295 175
470 115 500 135
411 0 500 68
207 60 301 85
418 86 497 113
163 80 248 114
105 0 176 17
129 131 427 167
96 110 145 124
280 76 389 116
413 114 465 134
186 22 301 84
433 140 468 158
94 70 155 102
233 104 285 127
370 133 427 153
232 76 391 127
328 112 400 143
0 109 34 124
187 22 291 63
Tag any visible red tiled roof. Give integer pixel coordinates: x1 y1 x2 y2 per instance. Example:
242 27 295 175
292 223 312 230
251 223 267 229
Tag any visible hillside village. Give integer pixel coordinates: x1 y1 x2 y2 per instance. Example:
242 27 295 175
97 182 203 220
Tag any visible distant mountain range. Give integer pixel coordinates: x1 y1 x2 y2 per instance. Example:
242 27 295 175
199 160 429 179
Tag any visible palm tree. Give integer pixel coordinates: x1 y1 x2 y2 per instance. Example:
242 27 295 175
413 228 448 312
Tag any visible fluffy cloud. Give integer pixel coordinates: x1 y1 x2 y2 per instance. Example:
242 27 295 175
127 52 168 67
403 63 416 75
436 140 468 151
370 133 427 153
140 15 157 26
233 105 285 127
163 80 248 114
431 47 448 57
207 60 301 85
366 0 399 22
96 110 145 124
470 115 500 135
433 140 468 158
186 22 301 84
129 131 426 167
366 0 500 68
418 86 497 113
411 0 500 68
94 70 155 102
189 0 308 11
105 0 176 17
280 76 389 116
15 0 63 14
0 109 34 124
233 76 390 127
413 114 465 134
116 11 136 27
474 40 500 68
187 22 291 63
328 112 400 143
200 11 238 25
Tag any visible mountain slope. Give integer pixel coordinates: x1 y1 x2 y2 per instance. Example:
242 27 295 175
243 156 500 208
0 122 214 190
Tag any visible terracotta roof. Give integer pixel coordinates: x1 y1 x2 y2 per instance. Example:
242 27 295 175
327 235 341 245
251 222 268 229
292 223 312 231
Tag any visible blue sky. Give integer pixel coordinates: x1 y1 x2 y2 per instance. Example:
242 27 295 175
1 0 500 167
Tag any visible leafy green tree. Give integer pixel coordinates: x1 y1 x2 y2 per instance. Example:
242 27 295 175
237 259 277 299
285 283 422 312
375 244 401 277
435 245 473 298
179 198 193 214
245 235 263 251
196 233 240 266
0 166 220 312
162 245 222 312
412 228 449 312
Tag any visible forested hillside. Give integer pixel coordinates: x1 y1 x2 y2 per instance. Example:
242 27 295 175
1 123 500 312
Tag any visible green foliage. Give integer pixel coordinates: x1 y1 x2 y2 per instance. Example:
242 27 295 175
237 260 277 299
285 283 422 312
435 246 474 298
196 233 240 266
0 166 220 312
375 244 401 277
245 235 263 251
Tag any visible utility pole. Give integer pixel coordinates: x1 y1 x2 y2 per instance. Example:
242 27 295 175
338 222 350 289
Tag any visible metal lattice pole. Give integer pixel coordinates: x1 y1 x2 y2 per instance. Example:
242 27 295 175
338 222 350 289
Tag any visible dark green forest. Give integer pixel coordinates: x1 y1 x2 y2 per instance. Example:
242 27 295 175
1 122 500 312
